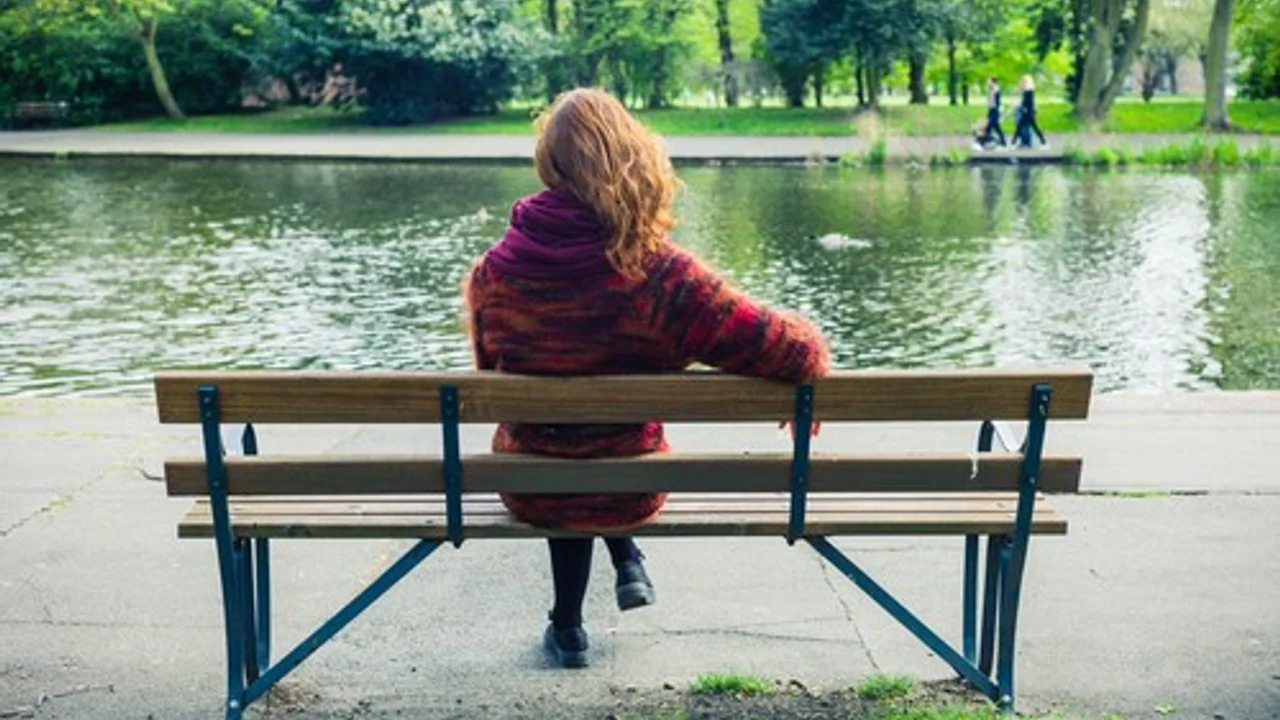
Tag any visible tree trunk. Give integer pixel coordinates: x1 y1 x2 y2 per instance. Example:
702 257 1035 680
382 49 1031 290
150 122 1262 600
855 62 866 107
1075 0 1150 123
648 48 669 109
1097 0 1151 112
574 0 602 86
1166 55 1179 94
947 34 958 106
866 67 882 108
1074 0 1115 122
647 3 682 109
545 0 566 102
1202 0 1234 130
782 69 806 107
961 74 969 104
813 66 824 107
908 52 928 104
1141 58 1159 101
139 18 184 120
714 0 738 107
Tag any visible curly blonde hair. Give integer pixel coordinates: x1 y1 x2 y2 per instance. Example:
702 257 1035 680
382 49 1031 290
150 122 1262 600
534 88 679 277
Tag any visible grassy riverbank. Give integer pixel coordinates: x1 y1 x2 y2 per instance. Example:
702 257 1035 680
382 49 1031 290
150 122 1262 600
826 136 1279 168
97 98 1280 136
1061 136 1279 167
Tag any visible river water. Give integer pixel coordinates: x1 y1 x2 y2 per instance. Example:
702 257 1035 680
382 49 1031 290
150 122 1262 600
1 158 1276 395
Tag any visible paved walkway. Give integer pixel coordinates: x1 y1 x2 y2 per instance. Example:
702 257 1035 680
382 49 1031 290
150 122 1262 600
0 130 1271 162
1 393 1278 719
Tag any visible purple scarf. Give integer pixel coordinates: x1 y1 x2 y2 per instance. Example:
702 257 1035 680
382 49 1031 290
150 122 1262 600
486 188 616 281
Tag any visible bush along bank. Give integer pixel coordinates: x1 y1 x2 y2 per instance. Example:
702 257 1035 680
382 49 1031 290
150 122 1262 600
1062 138 1278 168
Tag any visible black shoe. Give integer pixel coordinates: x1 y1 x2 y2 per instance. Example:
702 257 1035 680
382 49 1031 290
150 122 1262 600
615 559 656 611
543 623 589 668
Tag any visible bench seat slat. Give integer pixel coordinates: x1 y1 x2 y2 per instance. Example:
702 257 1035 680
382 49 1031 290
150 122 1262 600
215 495 1032 516
178 494 1066 538
165 452 1083 496
154 368 1093 424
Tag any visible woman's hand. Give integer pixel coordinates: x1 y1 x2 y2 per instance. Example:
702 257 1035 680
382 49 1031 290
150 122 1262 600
779 419 822 439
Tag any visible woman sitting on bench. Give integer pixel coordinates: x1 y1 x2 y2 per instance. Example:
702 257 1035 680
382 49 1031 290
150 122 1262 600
464 88 830 668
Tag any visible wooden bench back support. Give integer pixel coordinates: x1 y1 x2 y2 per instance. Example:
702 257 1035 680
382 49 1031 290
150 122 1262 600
164 452 1083 496
157 368 1089 499
155 368 1092 424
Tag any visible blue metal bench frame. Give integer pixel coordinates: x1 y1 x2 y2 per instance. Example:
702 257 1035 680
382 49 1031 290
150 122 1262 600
193 381 1053 719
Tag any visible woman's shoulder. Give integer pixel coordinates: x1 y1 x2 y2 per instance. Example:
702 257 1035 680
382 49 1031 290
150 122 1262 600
644 241 710 281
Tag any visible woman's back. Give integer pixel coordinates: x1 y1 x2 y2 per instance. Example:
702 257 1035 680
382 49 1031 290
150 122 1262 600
468 192 828 463
464 88 828 529
460 88 830 667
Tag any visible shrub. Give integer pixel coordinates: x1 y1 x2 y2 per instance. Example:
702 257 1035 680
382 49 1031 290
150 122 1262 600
342 0 546 125
1211 139 1241 167
864 138 888 167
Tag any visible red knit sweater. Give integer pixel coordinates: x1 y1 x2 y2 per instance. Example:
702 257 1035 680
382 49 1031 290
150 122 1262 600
465 192 830 531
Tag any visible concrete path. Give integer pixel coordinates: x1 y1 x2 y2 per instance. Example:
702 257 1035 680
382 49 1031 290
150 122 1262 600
1 394 1278 719
0 130 1271 163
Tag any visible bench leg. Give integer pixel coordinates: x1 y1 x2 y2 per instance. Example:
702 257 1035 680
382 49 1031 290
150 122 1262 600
963 534 979 662
997 534 1031 713
255 539 271 670
235 540 260 683
198 387 252 719
978 534 1005 675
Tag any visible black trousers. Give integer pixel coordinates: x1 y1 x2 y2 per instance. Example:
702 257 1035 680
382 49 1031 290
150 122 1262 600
548 537 641 629
983 109 1006 146
1015 112 1046 147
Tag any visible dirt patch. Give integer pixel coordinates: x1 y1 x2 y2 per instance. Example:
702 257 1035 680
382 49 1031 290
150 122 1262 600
262 678 991 720
588 679 986 720
249 676 988 712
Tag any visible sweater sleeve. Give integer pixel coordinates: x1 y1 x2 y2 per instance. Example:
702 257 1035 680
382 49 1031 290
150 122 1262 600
463 262 496 371
660 251 830 383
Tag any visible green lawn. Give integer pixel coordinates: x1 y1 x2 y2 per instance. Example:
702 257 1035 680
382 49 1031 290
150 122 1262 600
97 99 1280 136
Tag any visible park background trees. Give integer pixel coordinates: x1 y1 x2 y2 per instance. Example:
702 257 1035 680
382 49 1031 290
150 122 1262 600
1 0 1277 127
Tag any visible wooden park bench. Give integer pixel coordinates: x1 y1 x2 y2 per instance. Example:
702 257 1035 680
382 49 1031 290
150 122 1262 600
7 101 70 129
154 367 1092 720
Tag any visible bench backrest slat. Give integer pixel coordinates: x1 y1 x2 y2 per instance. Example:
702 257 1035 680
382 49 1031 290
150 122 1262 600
164 452 1083 496
155 368 1092 424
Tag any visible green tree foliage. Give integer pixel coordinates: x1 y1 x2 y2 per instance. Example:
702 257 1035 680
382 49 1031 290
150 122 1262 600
251 0 345 102
1236 0 1280 98
1138 0 1210 99
759 0 840 106
556 0 696 108
0 0 263 123
339 0 547 124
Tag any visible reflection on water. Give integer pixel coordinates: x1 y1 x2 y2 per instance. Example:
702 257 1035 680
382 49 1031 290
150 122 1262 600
1 159 1277 395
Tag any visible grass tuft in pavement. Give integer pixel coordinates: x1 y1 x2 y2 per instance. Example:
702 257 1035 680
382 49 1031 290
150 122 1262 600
689 672 774 696
856 674 916 701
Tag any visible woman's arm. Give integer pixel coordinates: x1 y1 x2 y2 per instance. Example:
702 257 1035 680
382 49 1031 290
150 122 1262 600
463 263 496 371
659 251 830 382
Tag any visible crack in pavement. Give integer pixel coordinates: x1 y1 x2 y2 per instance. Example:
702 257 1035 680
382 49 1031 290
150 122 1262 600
630 626 856 646
0 618 220 630
813 547 880 672
1 428 157 539
1 683 116 719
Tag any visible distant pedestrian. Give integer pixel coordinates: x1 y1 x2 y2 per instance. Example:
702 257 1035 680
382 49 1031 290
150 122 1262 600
1014 75 1048 148
979 77 1006 149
